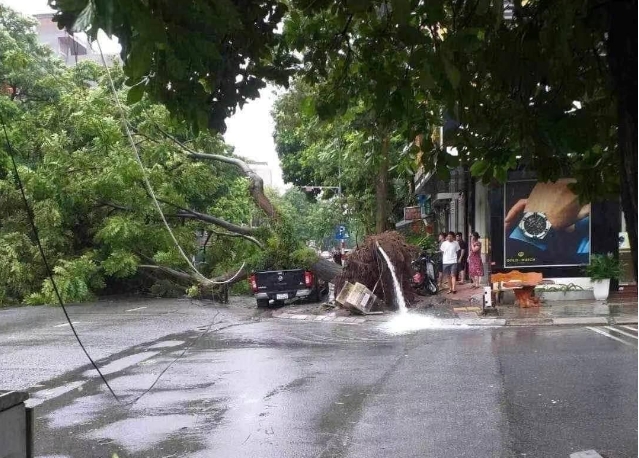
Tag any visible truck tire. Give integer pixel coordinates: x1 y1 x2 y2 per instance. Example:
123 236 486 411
256 298 269 308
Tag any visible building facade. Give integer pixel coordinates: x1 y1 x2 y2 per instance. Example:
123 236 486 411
33 14 118 66
411 159 626 286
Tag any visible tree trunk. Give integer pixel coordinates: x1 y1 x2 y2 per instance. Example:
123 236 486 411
606 0 638 281
311 258 344 282
247 169 280 221
375 135 390 233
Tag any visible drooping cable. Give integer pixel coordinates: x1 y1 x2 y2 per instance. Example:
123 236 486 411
0 112 121 403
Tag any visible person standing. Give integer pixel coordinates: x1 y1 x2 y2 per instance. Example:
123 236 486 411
468 232 485 288
440 231 460 293
456 232 467 284
437 232 447 288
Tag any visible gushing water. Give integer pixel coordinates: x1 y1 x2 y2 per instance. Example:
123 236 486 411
376 243 469 334
376 243 407 313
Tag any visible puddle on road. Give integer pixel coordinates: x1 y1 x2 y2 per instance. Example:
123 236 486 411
379 312 469 335
84 415 200 453
127 388 224 412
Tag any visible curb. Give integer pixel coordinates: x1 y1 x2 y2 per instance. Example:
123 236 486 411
272 312 638 327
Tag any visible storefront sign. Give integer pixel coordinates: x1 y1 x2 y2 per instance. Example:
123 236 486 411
404 206 422 221
503 179 590 268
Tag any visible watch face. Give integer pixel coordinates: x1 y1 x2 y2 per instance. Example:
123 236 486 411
521 212 549 238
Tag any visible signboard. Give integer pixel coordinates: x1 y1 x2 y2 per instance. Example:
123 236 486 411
335 225 349 240
504 179 590 268
404 206 422 221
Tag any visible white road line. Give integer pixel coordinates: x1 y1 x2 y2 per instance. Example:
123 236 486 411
53 321 80 327
604 326 638 339
586 327 636 347
25 381 86 407
126 306 147 312
620 325 638 331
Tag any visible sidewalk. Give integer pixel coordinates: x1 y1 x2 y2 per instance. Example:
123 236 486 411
418 281 638 326
270 281 637 327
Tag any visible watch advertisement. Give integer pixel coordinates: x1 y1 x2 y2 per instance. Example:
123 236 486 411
504 179 591 268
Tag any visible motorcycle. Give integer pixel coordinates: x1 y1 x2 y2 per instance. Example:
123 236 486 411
411 251 439 295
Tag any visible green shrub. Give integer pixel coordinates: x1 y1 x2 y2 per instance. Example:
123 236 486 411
583 253 620 281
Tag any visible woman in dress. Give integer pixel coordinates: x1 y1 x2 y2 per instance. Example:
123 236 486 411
468 232 484 288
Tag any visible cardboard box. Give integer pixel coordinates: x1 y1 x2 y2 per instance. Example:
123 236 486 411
336 282 380 314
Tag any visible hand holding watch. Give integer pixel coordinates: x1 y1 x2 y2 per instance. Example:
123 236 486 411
505 179 590 241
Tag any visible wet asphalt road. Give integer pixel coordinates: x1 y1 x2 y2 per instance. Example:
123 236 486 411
0 298 637 458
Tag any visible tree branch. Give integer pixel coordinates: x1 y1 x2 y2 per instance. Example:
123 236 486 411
138 264 195 283
151 124 280 220
209 229 264 249
173 210 259 236
151 195 260 236
95 200 133 211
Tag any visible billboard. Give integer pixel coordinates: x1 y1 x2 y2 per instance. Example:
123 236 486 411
504 179 590 268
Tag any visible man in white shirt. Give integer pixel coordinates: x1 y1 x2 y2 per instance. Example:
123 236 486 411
440 231 461 293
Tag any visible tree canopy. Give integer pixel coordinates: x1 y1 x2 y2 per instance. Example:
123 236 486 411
1 6 312 304
50 0 297 133
10 0 639 279
272 81 417 233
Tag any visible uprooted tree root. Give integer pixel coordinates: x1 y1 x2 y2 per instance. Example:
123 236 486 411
333 231 419 310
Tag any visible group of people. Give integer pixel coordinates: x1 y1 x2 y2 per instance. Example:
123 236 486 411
437 231 484 294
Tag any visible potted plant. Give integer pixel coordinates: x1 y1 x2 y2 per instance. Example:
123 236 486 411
584 253 621 301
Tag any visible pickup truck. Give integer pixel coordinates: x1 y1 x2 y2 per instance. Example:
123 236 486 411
248 269 322 307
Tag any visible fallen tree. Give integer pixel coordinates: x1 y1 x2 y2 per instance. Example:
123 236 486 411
333 231 417 310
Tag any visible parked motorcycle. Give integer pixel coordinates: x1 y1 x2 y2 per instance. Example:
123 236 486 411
411 251 439 295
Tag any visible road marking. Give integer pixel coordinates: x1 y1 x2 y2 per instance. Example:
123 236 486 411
620 325 638 331
604 326 638 339
570 451 603 458
82 351 160 377
586 327 636 347
25 381 86 407
53 321 80 327
126 306 147 312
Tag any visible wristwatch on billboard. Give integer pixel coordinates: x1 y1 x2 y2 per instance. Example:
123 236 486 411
518 211 552 240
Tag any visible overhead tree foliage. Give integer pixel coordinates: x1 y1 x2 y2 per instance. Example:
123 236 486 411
280 3 440 233
42 0 639 280
50 0 297 133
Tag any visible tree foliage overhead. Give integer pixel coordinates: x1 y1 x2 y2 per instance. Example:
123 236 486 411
31 0 639 280
50 0 297 133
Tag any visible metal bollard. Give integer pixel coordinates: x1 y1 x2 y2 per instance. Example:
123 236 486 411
483 286 493 309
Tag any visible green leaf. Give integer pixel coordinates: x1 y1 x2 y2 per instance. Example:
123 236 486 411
126 83 145 104
72 0 96 33
470 160 489 177
494 166 508 183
